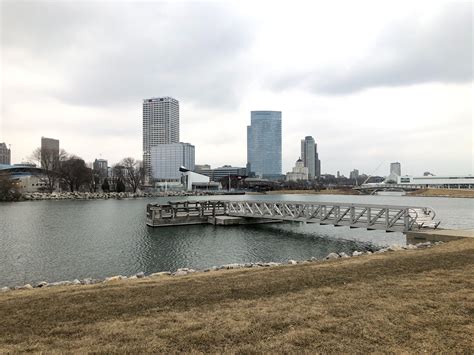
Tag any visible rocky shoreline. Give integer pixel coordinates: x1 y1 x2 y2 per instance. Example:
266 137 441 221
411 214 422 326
20 191 215 201
1 241 441 293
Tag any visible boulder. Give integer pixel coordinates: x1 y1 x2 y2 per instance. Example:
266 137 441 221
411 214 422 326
288 260 298 265
81 278 93 285
262 262 280 267
339 252 350 258
388 244 403 251
16 284 33 290
406 244 417 250
104 276 123 283
325 253 340 260
72 279 81 285
35 281 48 288
149 272 172 277
1 287 10 292
136 272 145 278
173 270 189 276
352 251 364 257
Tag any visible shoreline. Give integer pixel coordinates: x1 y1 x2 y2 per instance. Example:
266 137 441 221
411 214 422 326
1 238 472 352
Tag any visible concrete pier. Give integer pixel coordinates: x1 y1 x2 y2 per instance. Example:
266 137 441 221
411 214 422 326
406 229 474 244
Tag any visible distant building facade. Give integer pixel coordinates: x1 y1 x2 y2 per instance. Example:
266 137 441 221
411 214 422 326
350 169 359 180
247 111 282 179
286 158 309 181
0 143 11 165
93 159 108 180
390 162 401 176
195 165 247 181
300 136 321 179
40 137 60 169
150 143 195 181
143 97 180 181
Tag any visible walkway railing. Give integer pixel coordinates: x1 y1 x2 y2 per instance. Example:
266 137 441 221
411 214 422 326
225 200 437 232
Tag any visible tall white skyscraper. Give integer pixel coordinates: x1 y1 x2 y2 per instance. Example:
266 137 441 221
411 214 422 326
143 97 180 180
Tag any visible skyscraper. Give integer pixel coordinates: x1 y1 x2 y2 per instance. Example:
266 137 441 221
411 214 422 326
142 97 180 180
247 111 282 178
390 162 401 176
41 137 59 169
150 143 195 181
301 136 321 179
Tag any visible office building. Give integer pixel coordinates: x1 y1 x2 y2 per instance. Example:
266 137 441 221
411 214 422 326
150 143 194 181
301 136 321 179
286 158 309 181
390 162 401 176
93 159 108 180
0 143 11 165
247 111 282 179
143 97 180 180
40 137 59 169
350 169 359 180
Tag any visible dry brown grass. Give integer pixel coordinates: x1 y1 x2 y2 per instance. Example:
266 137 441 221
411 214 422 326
408 188 474 198
1 239 473 353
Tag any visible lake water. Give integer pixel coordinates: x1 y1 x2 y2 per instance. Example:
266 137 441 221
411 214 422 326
0 194 472 287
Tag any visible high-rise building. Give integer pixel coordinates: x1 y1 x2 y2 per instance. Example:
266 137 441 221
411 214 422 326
150 143 195 181
41 137 59 169
143 97 180 180
0 143 11 165
247 111 282 179
93 159 108 180
350 169 359 180
301 136 321 179
390 162 401 176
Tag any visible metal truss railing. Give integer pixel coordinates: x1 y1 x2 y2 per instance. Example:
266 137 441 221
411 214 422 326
225 200 437 232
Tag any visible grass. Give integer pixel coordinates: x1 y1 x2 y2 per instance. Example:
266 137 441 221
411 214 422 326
1 238 473 352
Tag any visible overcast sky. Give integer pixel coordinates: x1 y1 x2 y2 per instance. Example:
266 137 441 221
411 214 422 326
1 0 472 176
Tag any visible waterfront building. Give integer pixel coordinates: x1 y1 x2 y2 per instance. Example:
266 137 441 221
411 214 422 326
350 169 359 180
247 111 282 179
40 137 59 169
0 164 48 192
286 158 309 181
300 136 321 179
390 162 401 176
196 165 247 181
396 175 474 189
0 143 11 165
150 143 195 182
93 159 108 181
143 97 180 181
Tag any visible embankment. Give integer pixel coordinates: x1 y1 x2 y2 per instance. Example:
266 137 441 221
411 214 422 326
407 188 474 198
0 238 472 353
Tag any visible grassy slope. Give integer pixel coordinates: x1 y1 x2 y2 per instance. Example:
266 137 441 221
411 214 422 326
408 188 474 198
1 239 473 353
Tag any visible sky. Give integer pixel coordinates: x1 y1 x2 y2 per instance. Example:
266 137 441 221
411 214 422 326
1 0 473 176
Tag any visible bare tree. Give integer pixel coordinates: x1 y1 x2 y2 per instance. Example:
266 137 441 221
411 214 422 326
118 157 142 193
28 147 67 193
59 155 92 192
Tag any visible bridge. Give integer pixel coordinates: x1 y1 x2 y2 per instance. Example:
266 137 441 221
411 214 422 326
353 183 423 194
147 200 439 233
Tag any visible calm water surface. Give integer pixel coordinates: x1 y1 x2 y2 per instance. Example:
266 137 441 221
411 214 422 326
0 194 472 287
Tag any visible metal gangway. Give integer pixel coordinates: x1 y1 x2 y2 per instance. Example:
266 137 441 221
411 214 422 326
225 200 438 233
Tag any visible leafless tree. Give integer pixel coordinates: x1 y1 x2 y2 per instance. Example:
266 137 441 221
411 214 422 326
118 157 142 193
28 147 67 193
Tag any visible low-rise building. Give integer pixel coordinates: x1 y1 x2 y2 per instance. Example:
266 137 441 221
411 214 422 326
286 159 309 181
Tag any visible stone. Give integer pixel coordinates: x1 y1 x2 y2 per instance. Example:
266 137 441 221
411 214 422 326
365 251 373 255
288 260 298 265
310 257 318 261
173 270 189 276
416 242 432 248
325 252 340 260
339 252 350 258
352 251 364 257
104 276 123 283
128 275 138 280
136 272 145 278
388 244 403 251
16 284 33 290
35 281 48 288
262 262 280 267
374 248 388 254
149 271 172 277
406 244 417 250
81 278 93 285
72 279 81 285
1 287 10 292
222 263 243 269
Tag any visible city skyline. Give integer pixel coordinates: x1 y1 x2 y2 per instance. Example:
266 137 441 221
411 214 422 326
1 1 472 176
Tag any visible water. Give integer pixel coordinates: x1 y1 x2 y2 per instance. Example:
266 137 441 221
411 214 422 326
0 194 472 287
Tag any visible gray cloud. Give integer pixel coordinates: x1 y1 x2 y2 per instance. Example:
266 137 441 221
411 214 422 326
1 1 254 109
271 2 473 95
